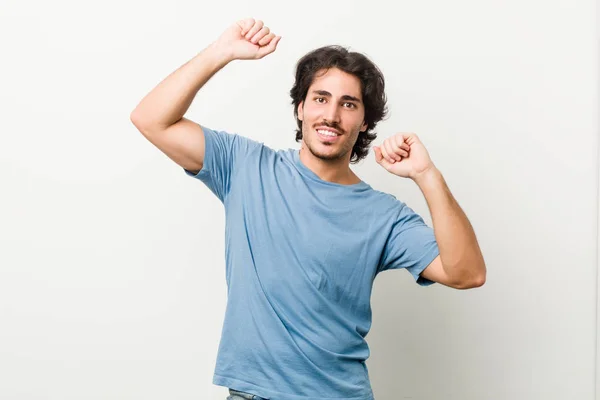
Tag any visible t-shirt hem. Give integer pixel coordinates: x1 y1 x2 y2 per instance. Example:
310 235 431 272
213 373 374 400
413 246 441 286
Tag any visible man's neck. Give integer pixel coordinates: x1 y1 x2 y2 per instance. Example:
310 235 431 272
299 147 361 185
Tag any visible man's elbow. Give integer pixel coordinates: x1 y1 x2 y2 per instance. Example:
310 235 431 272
466 273 486 289
455 266 486 289
130 111 152 132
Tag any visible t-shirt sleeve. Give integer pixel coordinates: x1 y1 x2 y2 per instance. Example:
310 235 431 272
377 203 440 286
183 125 260 203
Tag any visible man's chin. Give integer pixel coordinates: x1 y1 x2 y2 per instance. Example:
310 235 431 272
308 146 348 162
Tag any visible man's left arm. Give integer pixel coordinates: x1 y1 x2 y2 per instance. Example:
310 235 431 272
374 132 486 290
413 167 486 289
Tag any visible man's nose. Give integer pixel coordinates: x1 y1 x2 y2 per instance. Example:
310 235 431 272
323 103 341 123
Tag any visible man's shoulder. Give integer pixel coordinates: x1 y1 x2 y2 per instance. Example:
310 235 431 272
364 185 405 208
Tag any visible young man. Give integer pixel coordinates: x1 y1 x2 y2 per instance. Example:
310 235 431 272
131 18 486 400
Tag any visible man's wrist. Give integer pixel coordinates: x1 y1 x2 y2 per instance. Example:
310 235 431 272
206 41 235 66
412 165 442 189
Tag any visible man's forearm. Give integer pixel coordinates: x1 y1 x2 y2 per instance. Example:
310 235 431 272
414 167 486 284
130 43 232 129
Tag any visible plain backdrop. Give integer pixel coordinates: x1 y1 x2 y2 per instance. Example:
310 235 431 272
1 0 598 399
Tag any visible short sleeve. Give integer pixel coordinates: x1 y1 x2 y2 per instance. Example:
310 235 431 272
377 203 440 286
184 125 261 203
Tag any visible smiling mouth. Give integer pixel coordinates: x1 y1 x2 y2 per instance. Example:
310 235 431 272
316 128 341 138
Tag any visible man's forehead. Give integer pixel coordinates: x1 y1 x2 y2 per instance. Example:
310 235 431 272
310 68 362 98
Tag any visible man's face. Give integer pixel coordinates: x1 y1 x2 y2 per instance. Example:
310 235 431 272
297 68 368 162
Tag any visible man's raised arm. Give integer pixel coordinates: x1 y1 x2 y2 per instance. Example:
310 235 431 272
130 18 281 174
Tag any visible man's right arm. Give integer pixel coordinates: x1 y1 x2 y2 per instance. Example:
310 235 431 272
130 18 281 175
130 44 232 175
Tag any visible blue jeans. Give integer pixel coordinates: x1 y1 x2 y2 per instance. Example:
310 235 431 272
227 388 268 400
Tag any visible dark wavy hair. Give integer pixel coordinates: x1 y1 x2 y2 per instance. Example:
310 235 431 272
290 45 388 163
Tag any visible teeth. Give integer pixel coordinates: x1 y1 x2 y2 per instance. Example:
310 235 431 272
317 129 338 137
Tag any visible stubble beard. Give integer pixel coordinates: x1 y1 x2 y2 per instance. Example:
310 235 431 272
302 124 357 162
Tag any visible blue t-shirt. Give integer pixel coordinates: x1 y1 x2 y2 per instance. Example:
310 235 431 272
185 126 440 400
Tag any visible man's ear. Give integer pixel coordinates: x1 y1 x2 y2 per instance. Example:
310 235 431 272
360 120 368 132
297 101 304 121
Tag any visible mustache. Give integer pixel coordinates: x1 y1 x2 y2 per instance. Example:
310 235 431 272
315 121 343 133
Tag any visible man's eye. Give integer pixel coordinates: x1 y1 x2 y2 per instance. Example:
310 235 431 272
344 102 355 108
315 97 325 103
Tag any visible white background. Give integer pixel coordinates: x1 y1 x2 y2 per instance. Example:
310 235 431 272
1 0 598 399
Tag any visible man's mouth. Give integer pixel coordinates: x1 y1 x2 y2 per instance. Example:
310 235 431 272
315 127 341 141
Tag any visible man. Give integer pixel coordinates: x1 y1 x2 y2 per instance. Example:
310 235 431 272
131 18 486 400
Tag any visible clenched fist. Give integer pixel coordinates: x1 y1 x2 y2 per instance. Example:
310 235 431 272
373 133 436 181
213 18 281 62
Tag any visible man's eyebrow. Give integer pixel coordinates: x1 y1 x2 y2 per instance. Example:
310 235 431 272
311 90 362 103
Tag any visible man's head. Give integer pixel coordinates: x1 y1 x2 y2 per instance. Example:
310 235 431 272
290 45 388 164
